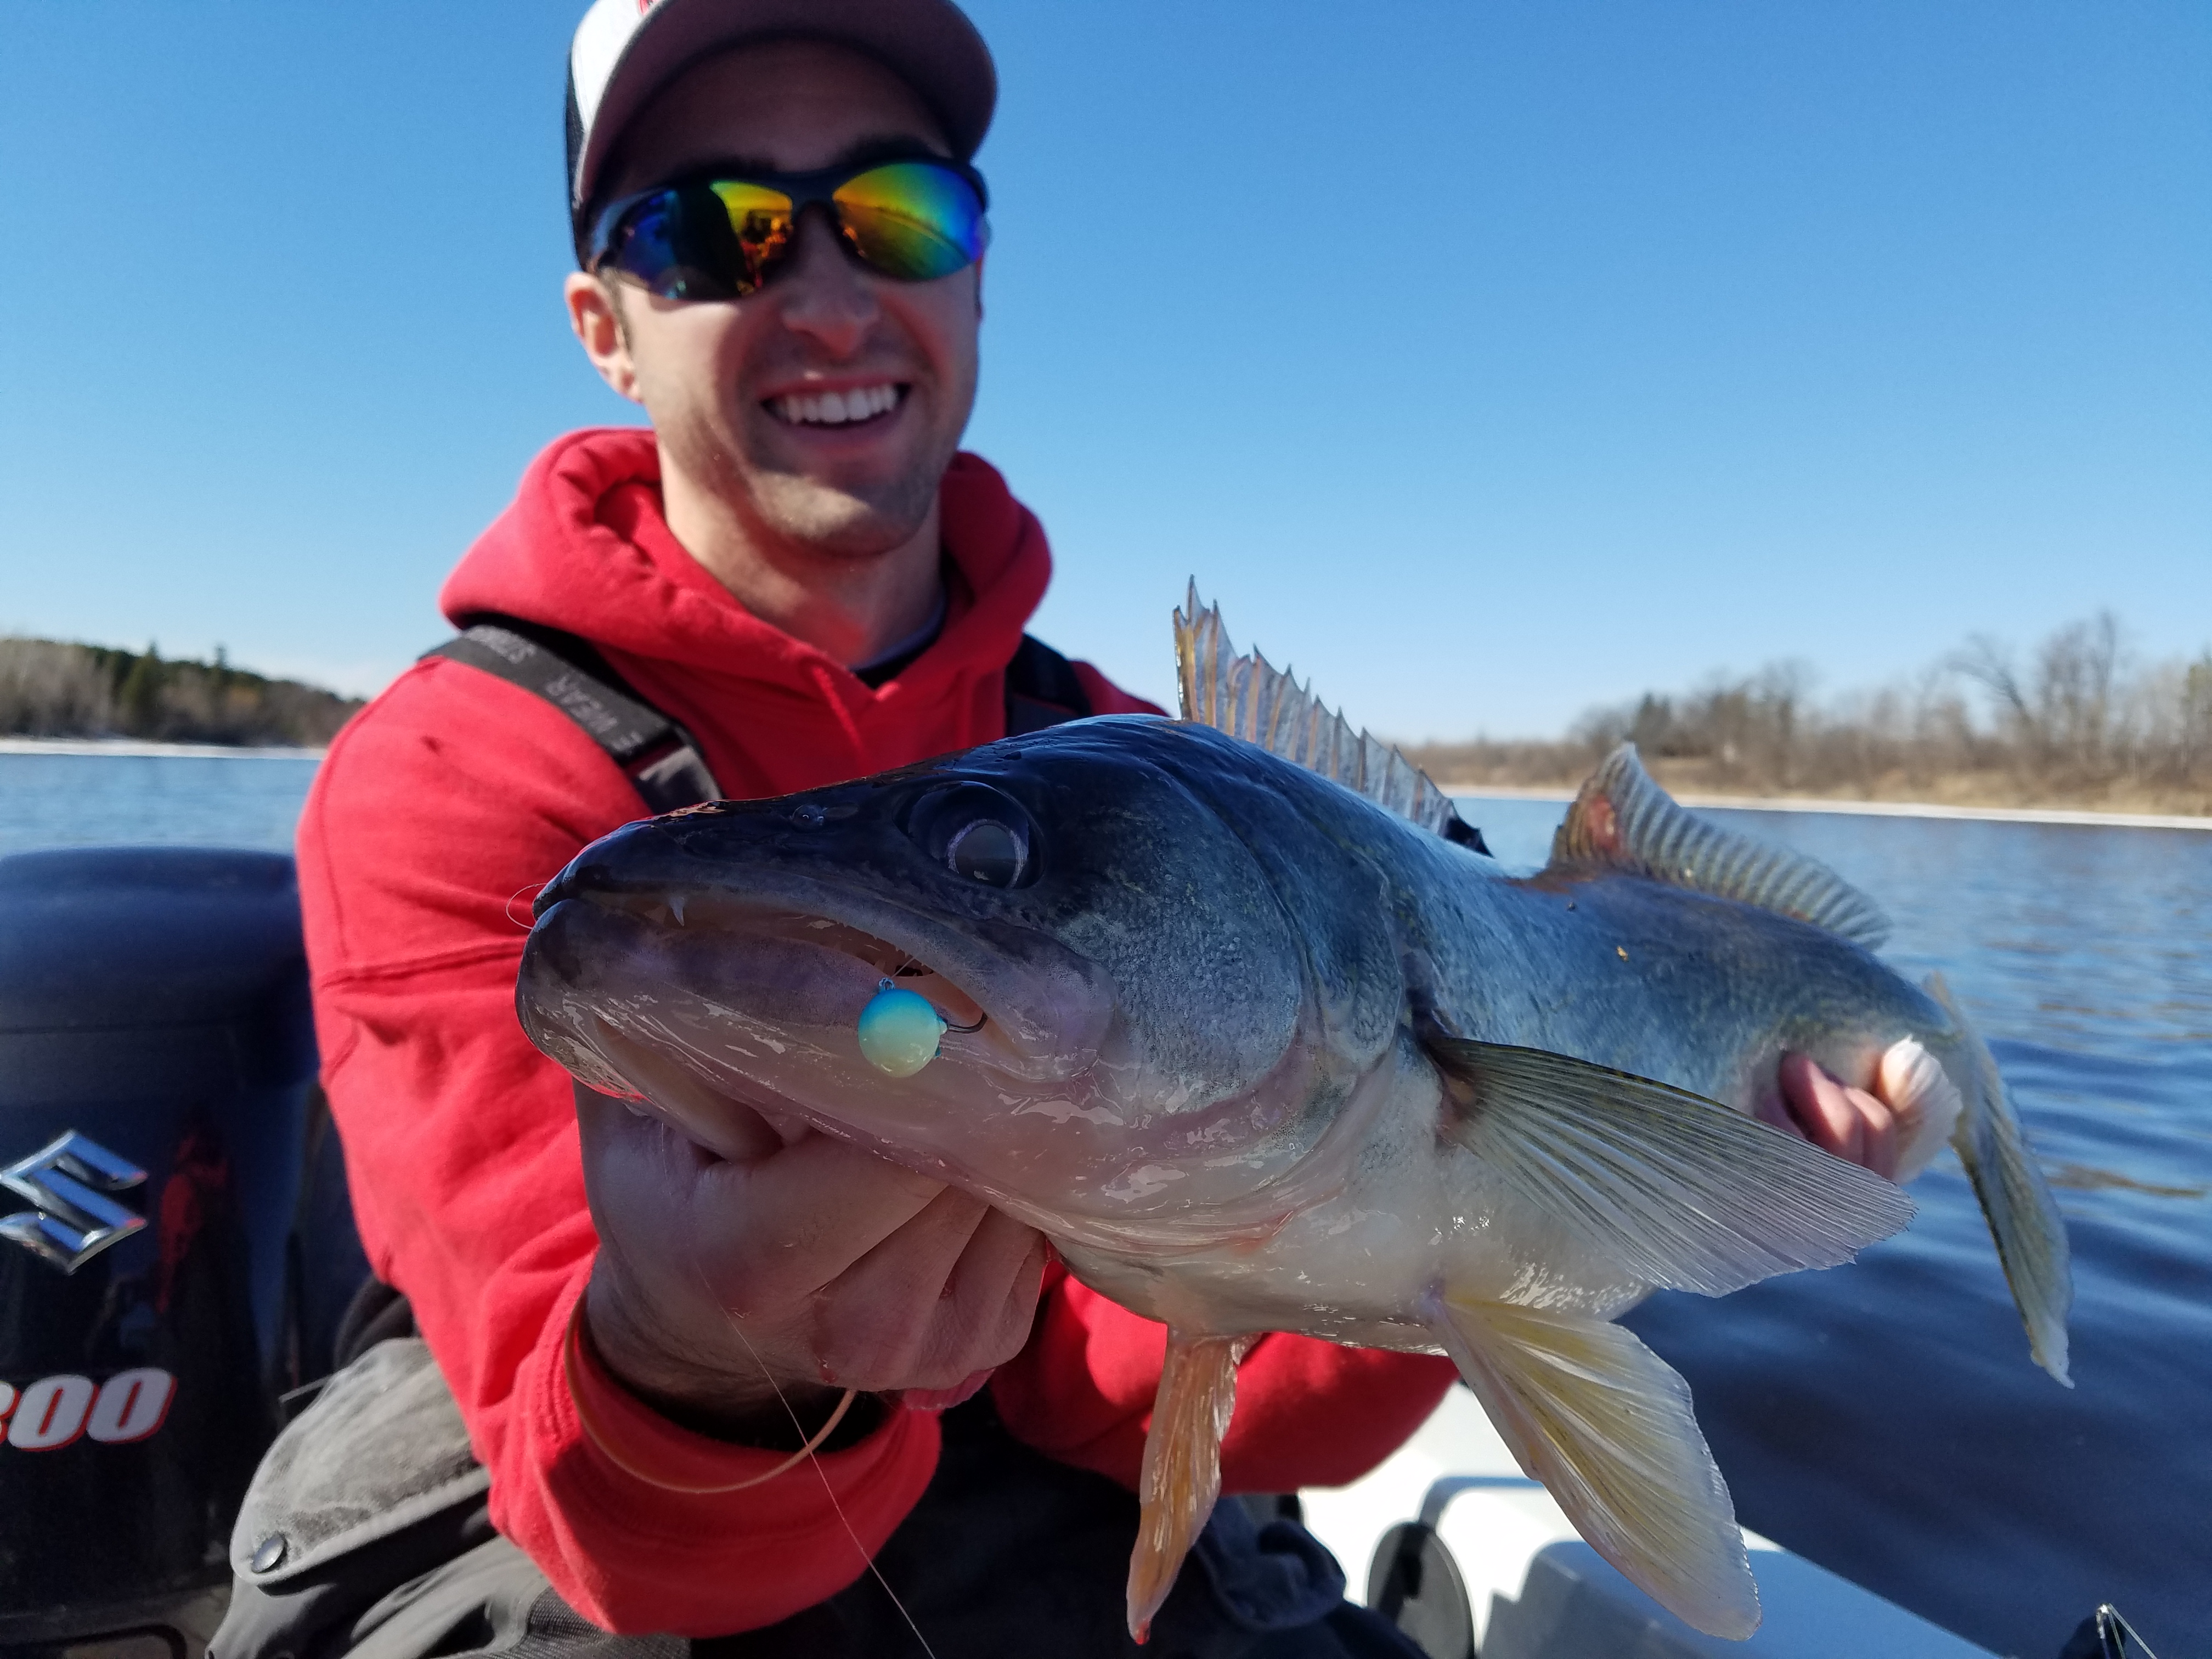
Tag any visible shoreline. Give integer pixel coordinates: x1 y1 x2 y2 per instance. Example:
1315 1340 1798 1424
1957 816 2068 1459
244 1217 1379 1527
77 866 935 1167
0 737 326 760
1448 783 2212 832
4 738 2204 830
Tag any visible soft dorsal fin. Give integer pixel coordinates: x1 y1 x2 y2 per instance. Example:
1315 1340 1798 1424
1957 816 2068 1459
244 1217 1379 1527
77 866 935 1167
1175 582 1472 842
1550 744 1891 949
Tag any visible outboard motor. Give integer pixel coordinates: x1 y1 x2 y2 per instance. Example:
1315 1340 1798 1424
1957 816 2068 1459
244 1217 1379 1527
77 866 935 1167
0 848 358 1658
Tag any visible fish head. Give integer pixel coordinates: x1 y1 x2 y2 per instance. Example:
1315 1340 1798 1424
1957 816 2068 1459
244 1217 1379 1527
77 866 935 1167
518 718 1406 1242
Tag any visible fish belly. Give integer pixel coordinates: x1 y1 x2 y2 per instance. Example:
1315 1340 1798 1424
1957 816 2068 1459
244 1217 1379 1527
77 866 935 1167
1054 1033 1651 1350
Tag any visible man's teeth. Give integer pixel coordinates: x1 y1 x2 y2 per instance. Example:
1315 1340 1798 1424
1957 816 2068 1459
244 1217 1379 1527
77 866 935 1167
771 385 901 426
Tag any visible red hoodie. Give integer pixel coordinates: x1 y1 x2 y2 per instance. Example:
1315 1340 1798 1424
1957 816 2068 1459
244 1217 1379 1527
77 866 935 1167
297 427 1457 1634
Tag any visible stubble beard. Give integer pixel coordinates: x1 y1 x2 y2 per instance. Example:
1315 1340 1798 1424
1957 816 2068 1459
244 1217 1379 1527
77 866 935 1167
738 445 953 562
661 372 969 566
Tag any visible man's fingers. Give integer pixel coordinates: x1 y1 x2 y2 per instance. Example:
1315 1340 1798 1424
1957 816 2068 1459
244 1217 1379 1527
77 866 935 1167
573 1084 734 1252
1777 1052 1903 1180
581 1079 955 1311
696 1135 951 1309
575 1071 1056 1403
1782 1052 1863 1163
1850 1084 1901 1181
936 1206 1051 1364
816 1186 996 1380
819 1198 1048 1390
1753 1088 1810 1141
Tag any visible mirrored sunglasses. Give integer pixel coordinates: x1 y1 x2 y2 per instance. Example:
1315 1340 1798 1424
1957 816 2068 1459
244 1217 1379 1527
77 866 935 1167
586 155 990 303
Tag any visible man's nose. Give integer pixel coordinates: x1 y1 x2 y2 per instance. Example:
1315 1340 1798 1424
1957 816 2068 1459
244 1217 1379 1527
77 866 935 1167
770 208 880 356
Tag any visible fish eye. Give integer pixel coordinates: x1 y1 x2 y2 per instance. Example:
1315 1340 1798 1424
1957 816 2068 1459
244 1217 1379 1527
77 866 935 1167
945 819 1023 886
905 782 1038 889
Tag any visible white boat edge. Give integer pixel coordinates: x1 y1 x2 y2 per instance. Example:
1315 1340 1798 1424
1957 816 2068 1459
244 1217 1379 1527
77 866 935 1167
1297 1384 1999 1658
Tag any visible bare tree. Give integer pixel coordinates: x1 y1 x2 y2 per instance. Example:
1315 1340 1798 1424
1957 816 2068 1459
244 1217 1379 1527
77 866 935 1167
1407 613 2209 810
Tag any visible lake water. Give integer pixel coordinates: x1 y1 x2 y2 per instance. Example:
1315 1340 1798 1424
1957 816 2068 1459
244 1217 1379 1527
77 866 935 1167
0 750 320 856
1473 796 2212 1659
3 755 2207 1657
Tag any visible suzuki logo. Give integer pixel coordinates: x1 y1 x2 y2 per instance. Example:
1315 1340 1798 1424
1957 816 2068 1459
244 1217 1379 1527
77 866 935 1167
0 1133 148 1273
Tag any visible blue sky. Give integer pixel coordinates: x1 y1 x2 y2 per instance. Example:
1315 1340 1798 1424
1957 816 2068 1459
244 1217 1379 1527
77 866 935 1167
2 2 2205 740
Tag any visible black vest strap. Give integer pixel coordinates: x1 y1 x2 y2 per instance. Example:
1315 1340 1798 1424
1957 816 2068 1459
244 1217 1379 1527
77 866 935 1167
423 617 1092 815
422 617 723 815
1003 634 1093 735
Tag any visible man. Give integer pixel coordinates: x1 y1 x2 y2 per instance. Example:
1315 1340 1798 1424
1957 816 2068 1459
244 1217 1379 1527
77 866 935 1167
216 3 1901 1655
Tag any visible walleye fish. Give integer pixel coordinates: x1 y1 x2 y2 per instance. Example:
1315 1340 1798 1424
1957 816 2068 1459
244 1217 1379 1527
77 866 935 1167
516 589 2070 1641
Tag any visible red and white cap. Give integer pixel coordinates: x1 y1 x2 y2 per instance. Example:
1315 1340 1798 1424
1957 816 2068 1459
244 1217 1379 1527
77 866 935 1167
565 0 997 246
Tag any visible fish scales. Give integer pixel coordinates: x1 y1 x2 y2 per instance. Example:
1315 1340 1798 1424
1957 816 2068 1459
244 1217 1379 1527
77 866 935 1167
517 633 2068 1645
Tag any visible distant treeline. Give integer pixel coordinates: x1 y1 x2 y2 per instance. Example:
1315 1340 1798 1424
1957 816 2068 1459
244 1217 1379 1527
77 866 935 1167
1407 613 2212 815
0 636 363 747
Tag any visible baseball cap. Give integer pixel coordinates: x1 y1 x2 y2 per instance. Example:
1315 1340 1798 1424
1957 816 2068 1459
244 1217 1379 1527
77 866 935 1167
565 0 997 255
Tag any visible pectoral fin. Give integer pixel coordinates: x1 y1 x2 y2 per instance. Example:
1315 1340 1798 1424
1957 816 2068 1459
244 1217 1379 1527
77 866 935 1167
1925 973 2074 1385
1426 1034 1915 1297
1126 1330 1248 1643
1431 1293 1760 1640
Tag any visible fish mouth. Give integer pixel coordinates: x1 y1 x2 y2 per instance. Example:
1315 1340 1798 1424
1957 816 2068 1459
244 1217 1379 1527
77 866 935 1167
515 871 1172 1233
610 891 994 1046
518 864 1375 1254
524 869 1116 1087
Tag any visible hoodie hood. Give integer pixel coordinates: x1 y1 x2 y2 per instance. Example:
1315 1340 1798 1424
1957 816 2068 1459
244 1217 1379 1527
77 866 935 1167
437 427 1056 798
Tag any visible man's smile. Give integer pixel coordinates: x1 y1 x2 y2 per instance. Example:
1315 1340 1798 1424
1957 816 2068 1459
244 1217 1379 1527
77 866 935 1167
765 381 907 428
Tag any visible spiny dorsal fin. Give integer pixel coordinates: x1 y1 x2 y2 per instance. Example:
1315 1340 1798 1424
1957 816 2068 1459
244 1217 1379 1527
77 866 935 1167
1174 580 1464 839
1549 744 1891 948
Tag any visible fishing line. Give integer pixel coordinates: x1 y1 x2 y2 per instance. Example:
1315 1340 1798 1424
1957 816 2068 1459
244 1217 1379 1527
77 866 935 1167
505 882 548 929
690 1252 942 1659
884 953 985 1032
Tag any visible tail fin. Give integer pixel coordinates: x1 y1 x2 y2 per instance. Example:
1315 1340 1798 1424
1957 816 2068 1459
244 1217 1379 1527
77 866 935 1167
1926 972 2074 1385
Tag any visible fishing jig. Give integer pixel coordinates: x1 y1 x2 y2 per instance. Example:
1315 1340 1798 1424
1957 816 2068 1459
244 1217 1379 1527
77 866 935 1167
857 978 982 1076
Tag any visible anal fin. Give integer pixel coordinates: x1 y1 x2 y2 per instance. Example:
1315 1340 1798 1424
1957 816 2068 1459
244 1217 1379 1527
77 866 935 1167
1431 1294 1760 1640
1127 1330 1246 1643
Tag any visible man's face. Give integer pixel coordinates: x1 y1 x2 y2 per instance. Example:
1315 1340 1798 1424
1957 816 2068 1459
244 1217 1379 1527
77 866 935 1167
588 41 982 562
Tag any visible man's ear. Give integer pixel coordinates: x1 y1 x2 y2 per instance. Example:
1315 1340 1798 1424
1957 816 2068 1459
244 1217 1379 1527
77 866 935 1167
565 271 644 404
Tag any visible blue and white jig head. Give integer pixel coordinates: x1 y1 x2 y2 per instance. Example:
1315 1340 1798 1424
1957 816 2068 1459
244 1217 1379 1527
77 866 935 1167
857 978 983 1077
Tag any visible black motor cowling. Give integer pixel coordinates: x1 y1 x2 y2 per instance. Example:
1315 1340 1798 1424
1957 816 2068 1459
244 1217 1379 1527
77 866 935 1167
0 848 360 1655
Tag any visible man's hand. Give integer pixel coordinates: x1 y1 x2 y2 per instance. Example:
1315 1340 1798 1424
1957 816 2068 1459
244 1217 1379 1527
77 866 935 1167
1765 1052 1902 1181
574 1077 1049 1441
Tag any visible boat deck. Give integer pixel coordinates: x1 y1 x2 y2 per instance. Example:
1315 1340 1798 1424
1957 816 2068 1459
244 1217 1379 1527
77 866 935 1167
1299 1386 1996 1658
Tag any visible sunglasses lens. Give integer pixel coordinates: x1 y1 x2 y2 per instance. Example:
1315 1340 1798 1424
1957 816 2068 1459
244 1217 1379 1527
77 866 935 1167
833 161 988 282
708 180 795 286
609 184 792 301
